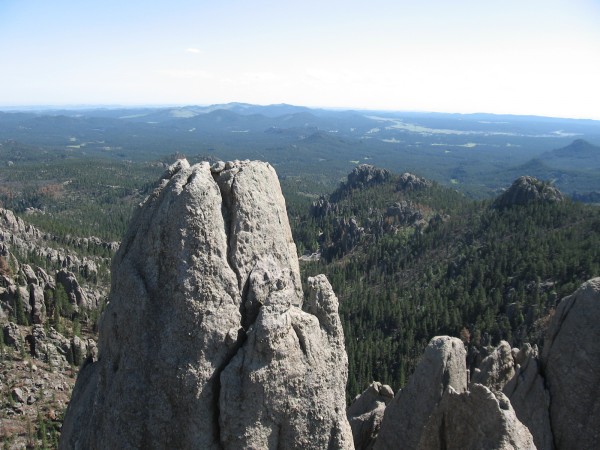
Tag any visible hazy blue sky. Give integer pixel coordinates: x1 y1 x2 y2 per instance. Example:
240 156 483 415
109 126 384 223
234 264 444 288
1 0 599 119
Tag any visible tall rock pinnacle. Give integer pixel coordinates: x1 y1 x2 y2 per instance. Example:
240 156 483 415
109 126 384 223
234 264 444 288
60 160 352 449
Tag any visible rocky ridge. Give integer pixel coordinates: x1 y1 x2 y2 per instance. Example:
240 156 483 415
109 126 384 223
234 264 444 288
60 160 353 449
0 208 107 448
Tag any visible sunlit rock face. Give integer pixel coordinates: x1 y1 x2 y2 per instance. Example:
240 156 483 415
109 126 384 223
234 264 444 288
60 160 352 450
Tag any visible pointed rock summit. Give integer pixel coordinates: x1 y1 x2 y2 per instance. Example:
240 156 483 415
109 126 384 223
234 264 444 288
60 160 352 449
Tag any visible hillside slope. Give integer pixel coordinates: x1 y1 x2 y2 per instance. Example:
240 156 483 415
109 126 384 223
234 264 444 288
295 166 600 396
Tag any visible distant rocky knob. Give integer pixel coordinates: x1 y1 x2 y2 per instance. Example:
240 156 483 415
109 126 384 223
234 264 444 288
346 165 391 190
60 160 352 449
493 176 564 209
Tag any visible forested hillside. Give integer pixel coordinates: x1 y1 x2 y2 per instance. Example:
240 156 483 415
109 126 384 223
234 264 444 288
1 140 599 404
293 166 600 399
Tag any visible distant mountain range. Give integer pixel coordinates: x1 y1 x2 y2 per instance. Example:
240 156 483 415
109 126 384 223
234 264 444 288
1 103 599 199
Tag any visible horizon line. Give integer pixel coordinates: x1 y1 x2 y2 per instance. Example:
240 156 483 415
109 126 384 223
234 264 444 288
0 102 599 122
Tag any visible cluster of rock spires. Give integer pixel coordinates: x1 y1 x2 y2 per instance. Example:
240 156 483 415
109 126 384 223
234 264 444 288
310 168 429 261
60 160 599 449
0 207 111 315
0 207 108 372
349 277 600 450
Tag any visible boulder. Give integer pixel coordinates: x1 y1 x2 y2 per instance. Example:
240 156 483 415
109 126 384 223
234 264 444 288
11 387 25 404
542 277 600 450
374 336 467 449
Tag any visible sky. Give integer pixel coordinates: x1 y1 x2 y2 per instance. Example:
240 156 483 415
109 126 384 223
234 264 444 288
1 0 599 120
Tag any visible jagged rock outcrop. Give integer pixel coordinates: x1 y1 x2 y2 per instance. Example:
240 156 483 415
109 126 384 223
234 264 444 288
330 164 391 203
60 160 352 449
493 176 564 209
0 207 118 259
347 382 394 450
0 207 109 321
385 200 424 226
56 269 90 309
374 336 467 449
2 321 23 350
20 264 39 285
503 344 552 450
542 277 600 450
311 196 339 218
470 341 552 450
0 208 42 240
26 325 91 369
374 336 539 450
418 384 536 450
471 340 515 391
397 172 431 191
29 283 46 324
347 165 391 190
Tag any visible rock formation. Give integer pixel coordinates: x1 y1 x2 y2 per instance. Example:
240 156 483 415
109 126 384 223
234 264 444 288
220 274 353 449
56 269 91 309
0 207 115 278
372 335 541 450
385 200 424 226
347 381 394 450
60 160 352 449
471 340 515 392
503 344 552 450
397 172 431 191
346 164 391 190
542 277 600 450
418 384 536 450
493 176 564 209
331 164 391 202
374 336 468 449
